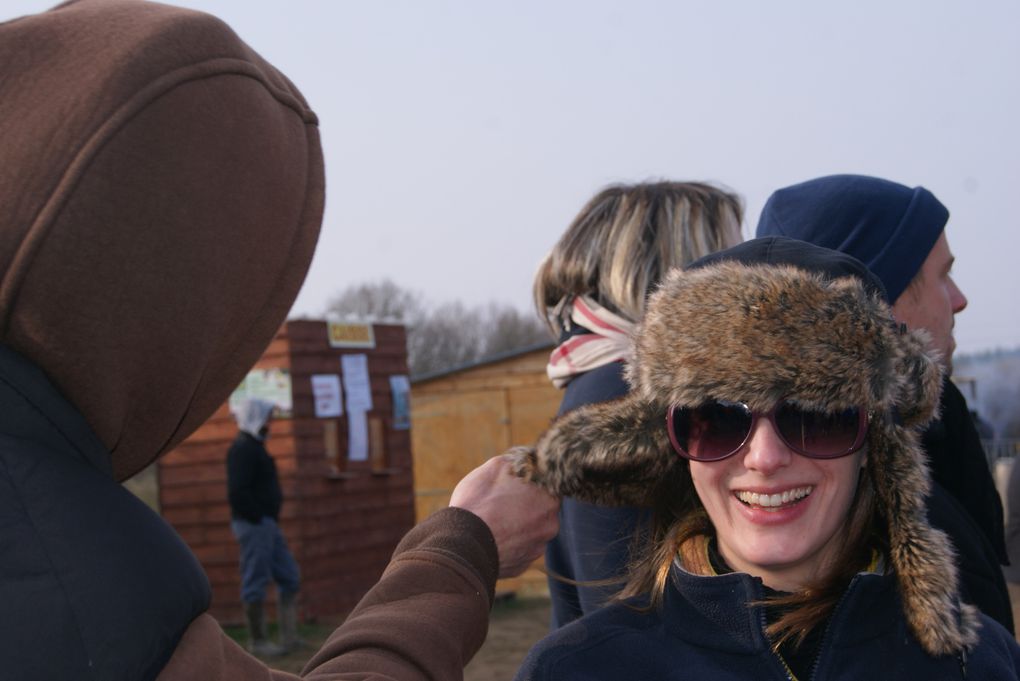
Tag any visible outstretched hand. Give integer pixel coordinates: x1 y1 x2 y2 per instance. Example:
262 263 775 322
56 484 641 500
449 453 560 579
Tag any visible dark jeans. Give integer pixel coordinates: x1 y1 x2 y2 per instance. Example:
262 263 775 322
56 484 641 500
231 517 300 603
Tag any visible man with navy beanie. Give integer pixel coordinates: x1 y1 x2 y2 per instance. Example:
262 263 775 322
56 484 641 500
757 174 1011 632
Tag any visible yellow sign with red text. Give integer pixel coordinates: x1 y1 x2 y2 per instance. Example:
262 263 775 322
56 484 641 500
327 322 376 349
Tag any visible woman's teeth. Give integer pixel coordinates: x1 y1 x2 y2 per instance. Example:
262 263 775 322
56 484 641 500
736 486 813 509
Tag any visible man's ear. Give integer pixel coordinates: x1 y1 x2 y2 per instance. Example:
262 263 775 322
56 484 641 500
507 394 677 506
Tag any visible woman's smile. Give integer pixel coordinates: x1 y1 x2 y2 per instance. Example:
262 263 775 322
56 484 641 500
734 486 813 509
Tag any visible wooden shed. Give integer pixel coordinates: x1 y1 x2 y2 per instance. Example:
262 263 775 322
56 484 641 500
411 341 561 595
158 319 415 624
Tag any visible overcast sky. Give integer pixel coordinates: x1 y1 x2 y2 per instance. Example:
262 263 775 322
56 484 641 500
6 1 1019 355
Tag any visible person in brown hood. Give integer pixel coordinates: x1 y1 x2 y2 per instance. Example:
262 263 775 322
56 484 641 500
0 1 557 680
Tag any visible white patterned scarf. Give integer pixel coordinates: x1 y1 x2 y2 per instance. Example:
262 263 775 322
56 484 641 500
546 295 635 389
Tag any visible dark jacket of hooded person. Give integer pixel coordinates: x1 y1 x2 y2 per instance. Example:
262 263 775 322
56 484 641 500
0 2 501 680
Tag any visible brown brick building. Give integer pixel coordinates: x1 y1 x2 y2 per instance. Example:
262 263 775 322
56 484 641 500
158 320 414 623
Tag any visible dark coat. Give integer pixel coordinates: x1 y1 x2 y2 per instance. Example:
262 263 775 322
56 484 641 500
226 432 283 523
1004 458 1020 583
928 481 1014 632
922 377 1013 632
0 345 209 681
517 563 1020 681
545 361 650 628
923 377 1007 562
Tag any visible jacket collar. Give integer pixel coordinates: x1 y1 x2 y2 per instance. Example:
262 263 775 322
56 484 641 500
0 343 111 476
663 559 903 654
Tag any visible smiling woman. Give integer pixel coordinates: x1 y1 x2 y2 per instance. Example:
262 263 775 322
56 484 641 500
510 237 1020 681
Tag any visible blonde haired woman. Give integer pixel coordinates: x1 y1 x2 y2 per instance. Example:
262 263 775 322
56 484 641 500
534 181 742 627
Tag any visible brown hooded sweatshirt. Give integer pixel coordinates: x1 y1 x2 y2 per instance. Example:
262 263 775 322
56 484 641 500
1 1 495 679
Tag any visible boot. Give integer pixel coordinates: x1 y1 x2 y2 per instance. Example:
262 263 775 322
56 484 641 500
244 601 286 657
278 590 307 652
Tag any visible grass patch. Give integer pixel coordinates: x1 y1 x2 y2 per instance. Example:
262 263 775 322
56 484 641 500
221 621 333 647
490 595 552 618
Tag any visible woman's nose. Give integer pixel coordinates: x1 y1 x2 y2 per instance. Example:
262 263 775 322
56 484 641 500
740 418 794 475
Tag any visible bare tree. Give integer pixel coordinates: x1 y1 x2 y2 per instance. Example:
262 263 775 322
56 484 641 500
325 279 423 323
324 280 550 377
407 302 485 377
480 303 550 358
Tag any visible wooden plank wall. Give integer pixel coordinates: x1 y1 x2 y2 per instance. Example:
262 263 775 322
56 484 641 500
159 321 414 623
286 321 415 620
411 346 561 595
159 334 291 623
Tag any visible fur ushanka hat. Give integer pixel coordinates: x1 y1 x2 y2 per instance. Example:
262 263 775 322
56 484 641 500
511 236 979 656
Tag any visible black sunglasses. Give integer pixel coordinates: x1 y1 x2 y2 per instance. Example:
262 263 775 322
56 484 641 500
666 399 868 462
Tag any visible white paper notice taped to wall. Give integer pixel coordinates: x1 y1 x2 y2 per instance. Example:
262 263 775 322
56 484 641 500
341 354 373 412
347 409 369 462
311 374 343 418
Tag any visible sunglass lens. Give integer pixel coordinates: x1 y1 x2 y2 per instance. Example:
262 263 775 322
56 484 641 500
672 402 752 460
774 402 860 458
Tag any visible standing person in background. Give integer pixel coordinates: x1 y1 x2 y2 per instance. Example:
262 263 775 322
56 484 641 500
227 398 301 657
756 173 1013 632
533 181 743 627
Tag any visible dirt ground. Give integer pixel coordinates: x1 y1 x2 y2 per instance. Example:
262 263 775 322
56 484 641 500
464 597 551 681
238 595 551 679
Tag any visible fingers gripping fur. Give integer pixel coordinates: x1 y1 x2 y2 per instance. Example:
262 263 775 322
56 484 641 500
506 445 539 479
510 396 676 506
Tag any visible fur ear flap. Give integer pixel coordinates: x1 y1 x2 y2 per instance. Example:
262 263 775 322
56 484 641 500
865 422 980 654
892 327 944 428
507 395 676 506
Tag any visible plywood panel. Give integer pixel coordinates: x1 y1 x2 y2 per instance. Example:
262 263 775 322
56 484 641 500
411 389 510 520
413 348 553 396
507 384 562 446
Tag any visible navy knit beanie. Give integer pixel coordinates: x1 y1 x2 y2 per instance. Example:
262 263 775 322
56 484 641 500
755 174 948 303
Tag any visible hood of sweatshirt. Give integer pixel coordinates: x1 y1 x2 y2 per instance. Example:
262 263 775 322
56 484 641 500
0 0 324 481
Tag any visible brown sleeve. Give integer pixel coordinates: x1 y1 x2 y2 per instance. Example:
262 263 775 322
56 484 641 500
301 507 499 680
158 507 498 681
155 614 300 681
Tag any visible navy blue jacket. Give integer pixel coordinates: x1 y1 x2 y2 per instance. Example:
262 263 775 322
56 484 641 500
518 563 1020 681
924 378 1006 563
928 479 1014 633
545 361 651 628
0 345 209 681
226 432 283 523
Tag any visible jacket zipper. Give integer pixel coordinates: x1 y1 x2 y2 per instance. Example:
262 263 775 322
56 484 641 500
804 575 859 681
759 606 798 680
